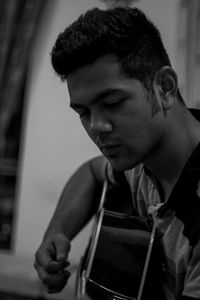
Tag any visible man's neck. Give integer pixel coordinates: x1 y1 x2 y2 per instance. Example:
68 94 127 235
144 109 200 202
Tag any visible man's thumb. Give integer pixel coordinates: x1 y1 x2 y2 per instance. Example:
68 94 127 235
54 234 71 262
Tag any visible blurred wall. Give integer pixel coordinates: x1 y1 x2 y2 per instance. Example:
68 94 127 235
0 0 180 299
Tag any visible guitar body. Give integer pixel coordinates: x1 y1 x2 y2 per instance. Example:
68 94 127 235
75 182 166 300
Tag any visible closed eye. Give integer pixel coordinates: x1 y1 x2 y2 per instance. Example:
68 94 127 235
105 98 124 108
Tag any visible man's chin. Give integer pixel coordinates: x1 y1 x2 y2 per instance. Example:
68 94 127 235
107 156 140 172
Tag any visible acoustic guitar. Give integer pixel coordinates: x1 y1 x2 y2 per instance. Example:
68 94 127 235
75 181 166 300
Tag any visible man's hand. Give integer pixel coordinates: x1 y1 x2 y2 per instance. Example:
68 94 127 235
34 233 71 293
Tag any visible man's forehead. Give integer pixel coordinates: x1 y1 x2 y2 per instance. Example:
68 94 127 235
70 87 132 109
67 54 121 86
66 54 146 106
66 55 118 101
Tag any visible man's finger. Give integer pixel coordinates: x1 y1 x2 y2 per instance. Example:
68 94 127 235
54 235 71 262
43 270 71 293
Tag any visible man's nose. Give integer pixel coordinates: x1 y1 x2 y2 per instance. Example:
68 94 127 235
90 111 113 135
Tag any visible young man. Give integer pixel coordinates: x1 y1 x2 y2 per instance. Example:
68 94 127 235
34 7 200 300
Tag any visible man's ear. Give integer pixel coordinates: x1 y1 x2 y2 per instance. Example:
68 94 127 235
153 66 178 110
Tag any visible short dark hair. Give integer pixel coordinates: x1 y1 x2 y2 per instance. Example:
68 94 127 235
51 7 171 91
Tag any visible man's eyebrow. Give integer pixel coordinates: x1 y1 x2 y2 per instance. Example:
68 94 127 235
70 88 125 109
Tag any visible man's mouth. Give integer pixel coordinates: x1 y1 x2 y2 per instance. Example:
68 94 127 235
100 144 121 156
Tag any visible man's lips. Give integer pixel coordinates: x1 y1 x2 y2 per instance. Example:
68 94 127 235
100 144 121 156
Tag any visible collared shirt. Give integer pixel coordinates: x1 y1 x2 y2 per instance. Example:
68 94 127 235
107 141 200 300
